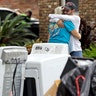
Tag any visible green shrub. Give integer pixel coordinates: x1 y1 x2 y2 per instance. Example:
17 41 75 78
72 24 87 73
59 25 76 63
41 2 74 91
0 13 37 46
83 43 96 59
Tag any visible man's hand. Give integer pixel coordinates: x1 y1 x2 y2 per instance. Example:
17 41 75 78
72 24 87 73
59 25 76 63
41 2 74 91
57 19 64 28
71 30 81 40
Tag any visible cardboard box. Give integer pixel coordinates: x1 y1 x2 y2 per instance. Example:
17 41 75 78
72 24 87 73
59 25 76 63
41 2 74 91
44 80 61 96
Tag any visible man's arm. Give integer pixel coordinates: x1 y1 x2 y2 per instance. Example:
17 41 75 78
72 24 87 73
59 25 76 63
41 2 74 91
71 30 81 40
49 14 80 26
63 21 81 40
49 14 74 22
57 19 65 28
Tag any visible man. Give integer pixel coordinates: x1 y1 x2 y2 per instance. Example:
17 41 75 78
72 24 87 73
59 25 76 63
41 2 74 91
48 3 81 45
48 2 82 57
48 19 80 44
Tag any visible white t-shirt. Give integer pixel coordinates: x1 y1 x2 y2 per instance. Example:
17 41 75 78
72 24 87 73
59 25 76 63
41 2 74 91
48 14 82 53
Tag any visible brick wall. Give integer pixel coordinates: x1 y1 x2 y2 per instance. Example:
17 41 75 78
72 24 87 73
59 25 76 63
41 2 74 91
38 0 60 42
79 0 96 25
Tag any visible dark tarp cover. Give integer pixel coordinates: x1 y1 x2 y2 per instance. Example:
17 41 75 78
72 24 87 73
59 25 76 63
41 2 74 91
57 57 96 96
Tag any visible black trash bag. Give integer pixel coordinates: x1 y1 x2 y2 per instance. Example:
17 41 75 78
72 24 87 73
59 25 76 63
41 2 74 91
89 61 96 96
57 57 95 96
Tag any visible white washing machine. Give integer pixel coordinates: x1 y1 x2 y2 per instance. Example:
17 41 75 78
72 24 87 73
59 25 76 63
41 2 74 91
23 43 70 96
0 59 3 96
0 46 27 96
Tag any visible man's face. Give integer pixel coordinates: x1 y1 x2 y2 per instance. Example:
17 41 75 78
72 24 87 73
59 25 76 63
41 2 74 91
62 8 74 15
